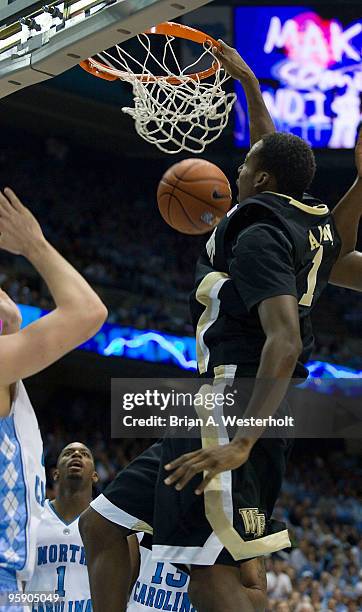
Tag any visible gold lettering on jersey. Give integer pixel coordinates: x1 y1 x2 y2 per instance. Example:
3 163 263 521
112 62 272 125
319 224 333 244
206 228 217 264
239 508 266 538
301 223 333 307
309 224 333 251
308 230 320 250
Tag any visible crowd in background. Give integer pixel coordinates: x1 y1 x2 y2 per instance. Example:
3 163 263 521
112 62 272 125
41 394 362 611
1 135 362 366
1 135 201 333
267 453 362 611
2 133 361 610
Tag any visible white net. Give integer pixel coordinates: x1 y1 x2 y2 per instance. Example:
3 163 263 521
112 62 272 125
88 32 236 154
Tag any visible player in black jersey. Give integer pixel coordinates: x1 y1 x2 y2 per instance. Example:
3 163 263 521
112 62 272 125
188 147 338 380
156 133 341 610
80 45 362 612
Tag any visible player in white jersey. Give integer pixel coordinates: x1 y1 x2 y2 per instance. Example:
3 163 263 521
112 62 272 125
0 295 46 603
26 442 99 612
128 534 196 612
27 442 194 612
0 188 107 610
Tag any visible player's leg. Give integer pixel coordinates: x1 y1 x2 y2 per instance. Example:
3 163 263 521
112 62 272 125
153 414 289 612
239 557 268 612
80 441 161 612
188 564 256 612
187 556 267 612
79 508 131 611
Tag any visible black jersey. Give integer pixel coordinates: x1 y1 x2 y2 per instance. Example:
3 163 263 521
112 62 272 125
189 191 341 379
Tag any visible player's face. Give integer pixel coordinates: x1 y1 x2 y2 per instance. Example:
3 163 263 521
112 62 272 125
56 443 97 484
237 141 262 202
237 140 273 203
0 288 22 335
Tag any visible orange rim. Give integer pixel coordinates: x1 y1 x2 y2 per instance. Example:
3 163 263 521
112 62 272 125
79 22 221 85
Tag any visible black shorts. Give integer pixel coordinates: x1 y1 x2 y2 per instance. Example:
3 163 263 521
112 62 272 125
91 432 292 567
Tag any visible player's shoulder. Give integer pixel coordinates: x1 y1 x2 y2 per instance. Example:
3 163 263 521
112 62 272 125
10 380 33 409
42 499 69 524
223 192 329 238
8 380 40 430
9 380 25 409
254 191 330 216
33 500 57 536
302 192 323 206
237 219 291 240
41 499 57 521
234 220 294 259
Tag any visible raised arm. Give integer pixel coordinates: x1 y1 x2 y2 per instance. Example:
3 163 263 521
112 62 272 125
0 188 108 385
213 41 275 145
330 128 362 289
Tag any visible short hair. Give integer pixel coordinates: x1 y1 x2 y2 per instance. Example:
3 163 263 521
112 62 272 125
257 132 316 199
57 443 94 467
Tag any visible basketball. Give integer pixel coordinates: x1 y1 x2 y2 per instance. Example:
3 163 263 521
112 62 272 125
157 159 232 235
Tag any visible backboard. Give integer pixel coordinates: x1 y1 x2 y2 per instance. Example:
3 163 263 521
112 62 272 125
0 0 213 99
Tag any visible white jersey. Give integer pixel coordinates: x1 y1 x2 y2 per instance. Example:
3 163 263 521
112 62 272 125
128 545 196 612
0 381 45 581
26 500 92 611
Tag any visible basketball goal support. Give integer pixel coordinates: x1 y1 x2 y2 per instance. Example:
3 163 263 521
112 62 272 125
0 0 213 99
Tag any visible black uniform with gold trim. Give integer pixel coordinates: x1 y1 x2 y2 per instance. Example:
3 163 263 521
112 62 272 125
190 191 341 379
150 192 341 567
90 191 341 570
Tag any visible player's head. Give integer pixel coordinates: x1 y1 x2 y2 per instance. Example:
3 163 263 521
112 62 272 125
0 288 22 335
237 132 316 202
54 442 98 490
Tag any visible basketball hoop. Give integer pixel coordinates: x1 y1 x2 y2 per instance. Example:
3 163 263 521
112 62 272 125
79 22 236 154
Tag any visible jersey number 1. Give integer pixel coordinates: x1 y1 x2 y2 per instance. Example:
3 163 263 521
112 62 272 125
299 246 324 307
55 566 66 597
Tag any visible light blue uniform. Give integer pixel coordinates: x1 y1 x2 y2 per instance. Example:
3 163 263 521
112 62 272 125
0 382 45 611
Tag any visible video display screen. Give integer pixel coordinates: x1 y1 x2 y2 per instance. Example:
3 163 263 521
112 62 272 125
234 6 362 148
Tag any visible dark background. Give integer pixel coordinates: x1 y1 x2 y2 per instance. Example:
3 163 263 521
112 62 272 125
0 1 361 605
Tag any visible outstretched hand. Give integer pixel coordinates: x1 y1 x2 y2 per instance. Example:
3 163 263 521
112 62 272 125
212 40 257 83
0 188 44 256
164 439 253 495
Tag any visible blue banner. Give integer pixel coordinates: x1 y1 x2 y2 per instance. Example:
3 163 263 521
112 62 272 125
17 304 362 396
